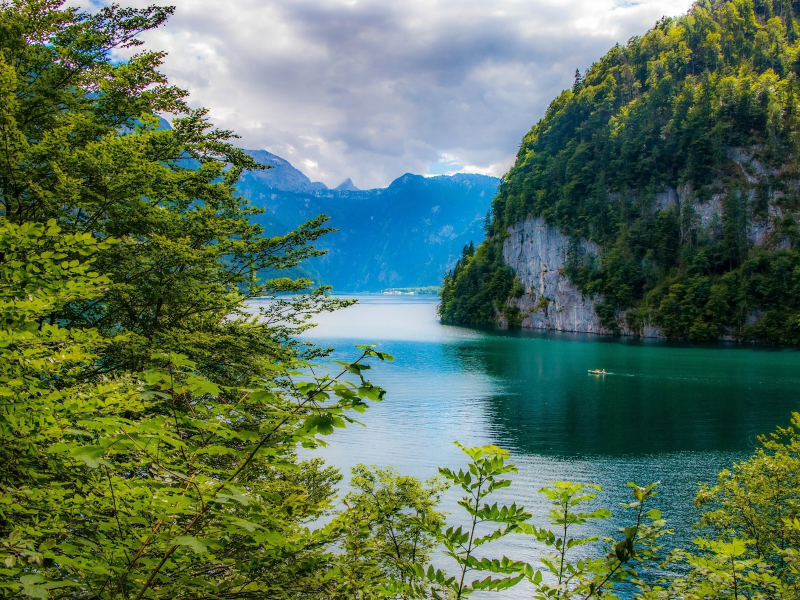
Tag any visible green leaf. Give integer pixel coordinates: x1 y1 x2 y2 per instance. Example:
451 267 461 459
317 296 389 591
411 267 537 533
21 585 48 599
303 414 336 435
647 508 662 520
70 445 108 468
248 390 275 402
172 536 208 554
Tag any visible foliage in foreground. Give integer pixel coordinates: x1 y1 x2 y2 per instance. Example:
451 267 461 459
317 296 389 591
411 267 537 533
0 1 387 597
336 422 800 600
0 211 394 600
440 0 800 342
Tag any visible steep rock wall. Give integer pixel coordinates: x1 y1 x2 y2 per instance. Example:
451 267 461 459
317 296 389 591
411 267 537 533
499 217 621 335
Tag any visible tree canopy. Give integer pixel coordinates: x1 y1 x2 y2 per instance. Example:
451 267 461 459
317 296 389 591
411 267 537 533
0 2 392 598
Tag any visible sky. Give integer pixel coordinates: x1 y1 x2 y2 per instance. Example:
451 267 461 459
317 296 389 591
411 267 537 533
94 0 695 189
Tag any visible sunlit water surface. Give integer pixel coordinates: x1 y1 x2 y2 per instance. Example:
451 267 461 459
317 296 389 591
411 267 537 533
254 296 800 597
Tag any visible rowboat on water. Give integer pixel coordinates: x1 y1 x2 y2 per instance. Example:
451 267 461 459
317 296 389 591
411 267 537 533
588 369 607 375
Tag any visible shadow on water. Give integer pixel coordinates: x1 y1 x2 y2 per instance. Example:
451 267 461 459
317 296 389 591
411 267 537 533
442 330 800 456
282 296 800 598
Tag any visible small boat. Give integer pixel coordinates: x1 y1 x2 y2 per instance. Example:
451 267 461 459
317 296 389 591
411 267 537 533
588 369 607 375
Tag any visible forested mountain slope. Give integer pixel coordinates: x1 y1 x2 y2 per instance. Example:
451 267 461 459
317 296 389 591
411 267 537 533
440 0 800 343
236 155 498 292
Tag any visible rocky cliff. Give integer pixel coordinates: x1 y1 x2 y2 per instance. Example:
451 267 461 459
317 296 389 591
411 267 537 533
439 1 800 342
498 217 606 333
498 218 665 337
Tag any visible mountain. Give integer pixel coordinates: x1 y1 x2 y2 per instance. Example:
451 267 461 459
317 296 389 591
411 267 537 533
440 0 800 344
334 178 360 191
243 150 328 193
236 153 498 292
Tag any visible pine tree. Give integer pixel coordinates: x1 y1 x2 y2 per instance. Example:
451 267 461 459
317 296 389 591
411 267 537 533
787 0 797 40
572 68 584 92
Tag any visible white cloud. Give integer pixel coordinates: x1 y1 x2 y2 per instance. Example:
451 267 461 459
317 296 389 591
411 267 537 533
459 162 512 178
91 0 694 188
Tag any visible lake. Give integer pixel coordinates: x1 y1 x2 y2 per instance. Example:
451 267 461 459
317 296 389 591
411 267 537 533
294 295 800 596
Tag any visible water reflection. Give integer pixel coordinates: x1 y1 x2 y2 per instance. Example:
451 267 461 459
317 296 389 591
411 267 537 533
447 334 800 456
295 295 800 457
284 295 799 598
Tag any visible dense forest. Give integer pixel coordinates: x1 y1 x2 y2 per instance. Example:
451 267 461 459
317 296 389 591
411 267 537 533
440 0 800 343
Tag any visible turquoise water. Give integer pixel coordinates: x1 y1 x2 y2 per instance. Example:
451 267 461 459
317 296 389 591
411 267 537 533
294 295 800 597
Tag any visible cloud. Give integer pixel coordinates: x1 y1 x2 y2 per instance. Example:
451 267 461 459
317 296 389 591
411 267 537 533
94 0 694 188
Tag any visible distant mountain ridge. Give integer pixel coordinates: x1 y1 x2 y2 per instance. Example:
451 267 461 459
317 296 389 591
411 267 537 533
237 150 499 292
243 150 328 193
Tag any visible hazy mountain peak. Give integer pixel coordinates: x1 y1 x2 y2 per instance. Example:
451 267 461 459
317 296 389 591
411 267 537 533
244 149 328 193
334 178 360 191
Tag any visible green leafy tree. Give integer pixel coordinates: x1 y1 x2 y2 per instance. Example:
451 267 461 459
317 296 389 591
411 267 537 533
330 466 447 599
0 0 345 381
637 412 800 600
0 213 395 599
647 538 786 600
407 447 666 600
417 443 532 598
0 2 393 599
693 412 800 591
522 482 667 600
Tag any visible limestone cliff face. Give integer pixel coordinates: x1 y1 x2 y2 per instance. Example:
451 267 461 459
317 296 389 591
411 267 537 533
652 148 794 251
499 217 613 334
499 217 667 337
